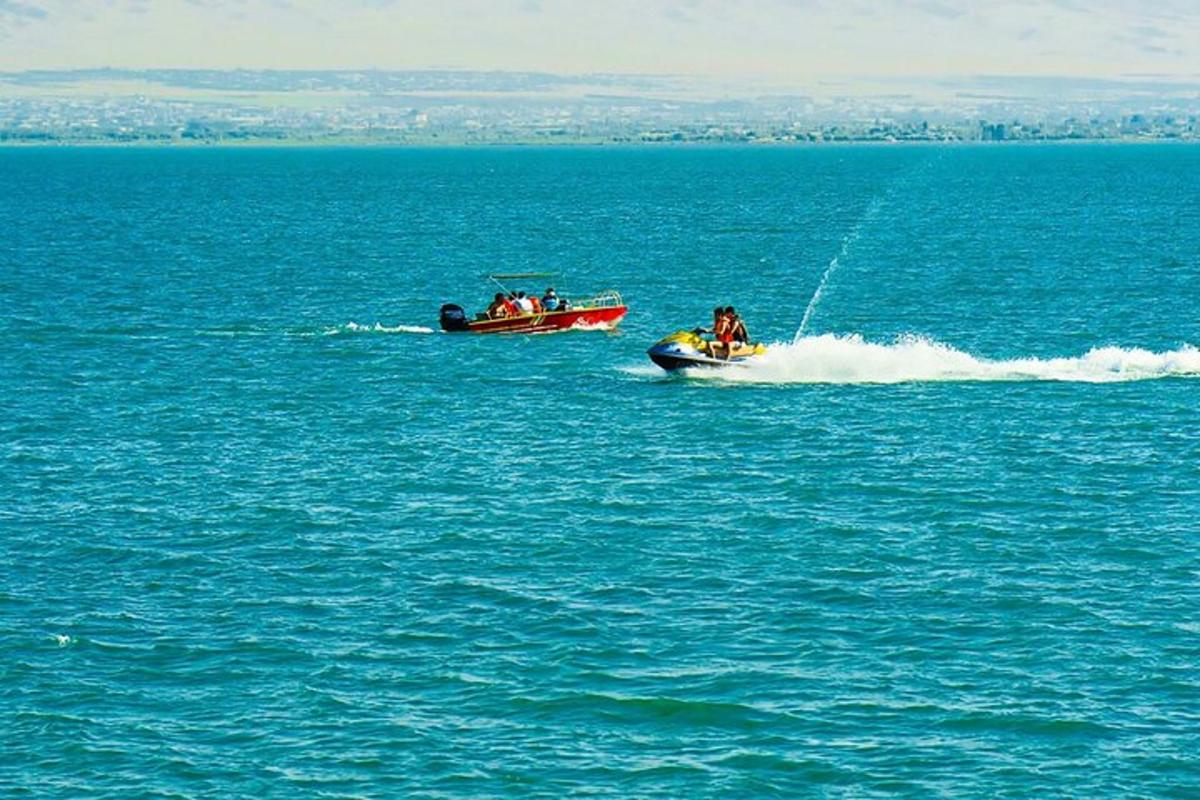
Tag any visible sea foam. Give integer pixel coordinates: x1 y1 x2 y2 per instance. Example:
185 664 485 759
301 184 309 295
689 334 1200 385
329 322 437 335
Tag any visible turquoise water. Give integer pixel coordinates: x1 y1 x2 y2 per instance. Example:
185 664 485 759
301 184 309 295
2 145 1199 797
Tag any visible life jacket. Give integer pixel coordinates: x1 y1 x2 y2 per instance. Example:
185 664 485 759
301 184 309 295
716 314 735 343
529 296 542 313
502 299 518 316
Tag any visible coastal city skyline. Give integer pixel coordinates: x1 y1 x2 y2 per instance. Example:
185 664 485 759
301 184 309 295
3 2 1198 145
1 67 1197 144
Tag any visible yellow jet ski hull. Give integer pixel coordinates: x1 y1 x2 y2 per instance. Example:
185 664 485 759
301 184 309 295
647 330 767 371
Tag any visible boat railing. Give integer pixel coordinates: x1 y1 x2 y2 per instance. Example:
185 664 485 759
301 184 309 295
568 289 623 309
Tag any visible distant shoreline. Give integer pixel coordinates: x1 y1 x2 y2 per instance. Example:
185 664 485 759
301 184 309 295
1 136 1196 149
5 69 1196 152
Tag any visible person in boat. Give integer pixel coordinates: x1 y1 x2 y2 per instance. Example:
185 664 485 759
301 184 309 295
515 291 535 314
542 287 560 311
713 306 735 359
727 306 749 344
486 292 511 319
529 293 543 313
696 307 724 356
701 306 723 333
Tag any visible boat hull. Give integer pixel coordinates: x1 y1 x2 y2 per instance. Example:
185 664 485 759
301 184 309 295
647 330 766 371
454 305 627 334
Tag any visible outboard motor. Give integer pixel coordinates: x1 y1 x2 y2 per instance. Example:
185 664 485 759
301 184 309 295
439 303 470 332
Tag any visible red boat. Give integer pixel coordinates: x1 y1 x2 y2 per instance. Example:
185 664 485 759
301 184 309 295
439 273 627 334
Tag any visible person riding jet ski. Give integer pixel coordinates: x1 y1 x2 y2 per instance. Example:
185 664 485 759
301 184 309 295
646 306 765 371
700 306 750 360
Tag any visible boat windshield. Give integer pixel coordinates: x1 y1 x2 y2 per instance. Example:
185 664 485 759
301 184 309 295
568 290 623 309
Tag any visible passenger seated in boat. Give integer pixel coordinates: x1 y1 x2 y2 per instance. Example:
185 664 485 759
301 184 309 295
695 307 723 355
701 306 723 334
542 288 560 311
515 292 535 314
713 307 735 360
728 307 749 343
486 292 511 319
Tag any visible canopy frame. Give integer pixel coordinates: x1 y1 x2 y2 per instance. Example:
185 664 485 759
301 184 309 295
484 272 558 295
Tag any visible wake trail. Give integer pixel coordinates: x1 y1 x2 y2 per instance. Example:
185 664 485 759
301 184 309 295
324 322 438 335
691 334 1200 385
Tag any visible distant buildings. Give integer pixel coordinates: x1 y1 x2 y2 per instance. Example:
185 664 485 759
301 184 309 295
1 70 1196 146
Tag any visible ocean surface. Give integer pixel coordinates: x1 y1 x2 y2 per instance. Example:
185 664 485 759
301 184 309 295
2 144 1199 798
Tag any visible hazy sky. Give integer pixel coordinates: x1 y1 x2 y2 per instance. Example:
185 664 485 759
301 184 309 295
0 0 1197 80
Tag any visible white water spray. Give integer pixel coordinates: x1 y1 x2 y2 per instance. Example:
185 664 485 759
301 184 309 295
690 334 1200 385
796 149 946 340
795 196 884 339
330 322 437 335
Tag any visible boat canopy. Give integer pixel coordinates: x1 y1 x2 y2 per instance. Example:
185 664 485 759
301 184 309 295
485 272 556 280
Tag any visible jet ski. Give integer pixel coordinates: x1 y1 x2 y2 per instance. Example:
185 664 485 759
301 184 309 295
647 330 767 371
